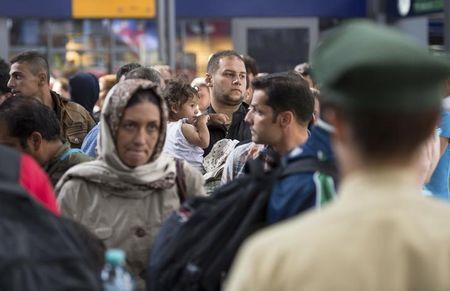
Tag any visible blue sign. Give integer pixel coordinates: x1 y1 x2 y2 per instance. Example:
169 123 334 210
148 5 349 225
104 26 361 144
176 0 366 18
0 0 71 18
0 0 366 19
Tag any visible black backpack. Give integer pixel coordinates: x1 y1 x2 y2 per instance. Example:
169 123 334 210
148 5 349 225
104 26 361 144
0 146 102 291
147 156 337 291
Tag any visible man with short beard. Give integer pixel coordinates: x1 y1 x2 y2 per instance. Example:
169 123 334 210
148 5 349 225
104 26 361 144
204 50 251 155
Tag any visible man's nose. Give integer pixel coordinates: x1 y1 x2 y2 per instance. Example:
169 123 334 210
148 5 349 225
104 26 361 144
7 77 14 88
244 111 252 124
232 77 241 86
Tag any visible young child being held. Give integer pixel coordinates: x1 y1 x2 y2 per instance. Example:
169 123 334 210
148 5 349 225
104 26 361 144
163 79 210 172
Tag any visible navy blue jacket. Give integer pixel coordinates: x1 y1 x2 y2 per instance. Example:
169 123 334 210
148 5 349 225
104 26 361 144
267 124 335 224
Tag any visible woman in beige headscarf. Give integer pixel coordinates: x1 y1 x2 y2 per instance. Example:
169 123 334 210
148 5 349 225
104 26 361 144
56 79 205 289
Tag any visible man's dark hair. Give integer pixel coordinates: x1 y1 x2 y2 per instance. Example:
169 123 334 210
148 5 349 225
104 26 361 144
206 50 245 74
0 96 60 148
243 55 258 76
125 67 162 85
252 72 314 125
116 63 141 81
162 78 198 119
333 105 439 161
0 58 10 95
10 51 50 83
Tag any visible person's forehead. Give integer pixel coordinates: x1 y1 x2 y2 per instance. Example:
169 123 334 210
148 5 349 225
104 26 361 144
217 56 246 72
251 89 269 106
10 62 34 74
122 101 161 122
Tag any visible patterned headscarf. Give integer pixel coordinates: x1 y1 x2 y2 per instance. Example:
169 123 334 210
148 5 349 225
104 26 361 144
56 79 177 197
102 79 168 163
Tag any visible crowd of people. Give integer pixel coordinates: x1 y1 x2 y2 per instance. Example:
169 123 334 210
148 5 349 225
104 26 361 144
1 20 450 291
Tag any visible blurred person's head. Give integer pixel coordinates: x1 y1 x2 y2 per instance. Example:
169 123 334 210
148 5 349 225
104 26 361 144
97 74 117 111
52 77 70 100
0 58 11 105
0 96 62 165
312 21 449 175
205 50 247 110
100 79 166 168
164 78 199 121
191 77 210 112
245 72 314 155
8 51 51 101
125 66 164 89
152 65 173 86
242 55 258 105
69 73 99 114
294 63 315 88
116 62 141 82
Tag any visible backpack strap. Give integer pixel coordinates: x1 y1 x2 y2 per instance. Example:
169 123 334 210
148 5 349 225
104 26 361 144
175 159 187 203
246 158 265 179
279 156 338 208
280 157 337 180
59 148 84 162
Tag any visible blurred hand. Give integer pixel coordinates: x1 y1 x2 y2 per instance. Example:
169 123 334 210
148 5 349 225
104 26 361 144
196 114 210 125
209 113 230 125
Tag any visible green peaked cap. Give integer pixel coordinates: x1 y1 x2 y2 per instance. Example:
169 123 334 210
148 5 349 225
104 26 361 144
311 20 450 112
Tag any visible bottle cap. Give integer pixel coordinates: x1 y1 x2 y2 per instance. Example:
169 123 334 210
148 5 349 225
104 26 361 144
105 249 125 267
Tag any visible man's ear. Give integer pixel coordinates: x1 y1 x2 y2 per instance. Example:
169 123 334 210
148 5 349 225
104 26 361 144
37 72 47 87
28 131 43 152
205 73 213 87
278 111 294 128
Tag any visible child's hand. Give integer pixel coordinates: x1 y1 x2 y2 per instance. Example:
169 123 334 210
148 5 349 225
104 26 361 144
209 113 230 125
186 116 196 125
196 114 210 125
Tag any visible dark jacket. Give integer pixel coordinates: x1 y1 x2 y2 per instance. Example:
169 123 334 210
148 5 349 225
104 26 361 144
51 91 97 148
205 103 251 156
45 142 93 186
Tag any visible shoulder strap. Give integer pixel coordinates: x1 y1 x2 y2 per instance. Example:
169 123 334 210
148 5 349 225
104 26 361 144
280 157 337 179
0 145 21 183
175 159 187 203
59 148 84 162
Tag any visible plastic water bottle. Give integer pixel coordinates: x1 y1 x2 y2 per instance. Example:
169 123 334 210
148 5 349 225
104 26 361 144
101 249 135 291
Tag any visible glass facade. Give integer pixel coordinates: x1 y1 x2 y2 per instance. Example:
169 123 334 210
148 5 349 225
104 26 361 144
8 19 158 77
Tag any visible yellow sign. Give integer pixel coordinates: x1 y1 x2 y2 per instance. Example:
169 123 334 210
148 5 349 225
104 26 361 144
73 0 155 18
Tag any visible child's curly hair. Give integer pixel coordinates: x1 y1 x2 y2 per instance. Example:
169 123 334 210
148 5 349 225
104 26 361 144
162 77 198 119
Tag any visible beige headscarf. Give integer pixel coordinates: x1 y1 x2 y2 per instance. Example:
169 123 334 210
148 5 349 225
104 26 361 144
56 79 176 198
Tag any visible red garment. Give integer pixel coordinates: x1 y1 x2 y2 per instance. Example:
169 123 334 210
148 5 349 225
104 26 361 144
19 154 60 215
